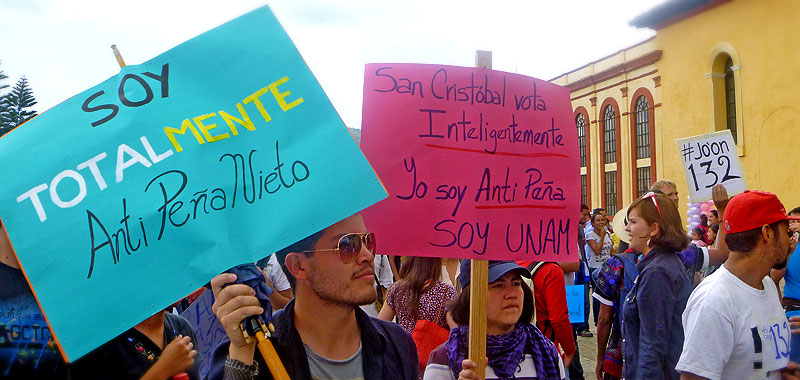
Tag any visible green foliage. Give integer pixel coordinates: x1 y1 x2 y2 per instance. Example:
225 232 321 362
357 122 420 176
0 61 8 93
0 74 38 136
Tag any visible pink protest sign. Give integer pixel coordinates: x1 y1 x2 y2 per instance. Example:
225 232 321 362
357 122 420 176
361 63 579 261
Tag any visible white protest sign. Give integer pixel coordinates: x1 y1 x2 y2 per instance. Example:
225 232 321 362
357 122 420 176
676 130 746 202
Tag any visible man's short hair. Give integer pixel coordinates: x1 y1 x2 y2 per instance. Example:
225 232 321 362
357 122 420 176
650 179 677 192
593 207 605 215
580 204 590 211
789 206 800 216
725 221 782 253
275 229 326 291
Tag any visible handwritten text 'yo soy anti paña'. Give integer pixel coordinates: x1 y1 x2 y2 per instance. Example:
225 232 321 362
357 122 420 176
399 157 571 256
15 63 305 223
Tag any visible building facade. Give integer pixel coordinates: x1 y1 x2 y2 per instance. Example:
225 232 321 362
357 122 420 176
553 0 800 215
551 39 661 215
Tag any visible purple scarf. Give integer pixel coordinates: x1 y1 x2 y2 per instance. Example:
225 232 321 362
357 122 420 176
445 323 561 380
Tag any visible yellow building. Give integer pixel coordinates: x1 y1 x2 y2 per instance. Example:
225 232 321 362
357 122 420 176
552 0 800 214
550 39 662 214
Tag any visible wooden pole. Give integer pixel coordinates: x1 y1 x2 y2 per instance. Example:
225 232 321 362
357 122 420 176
111 45 126 68
468 50 492 379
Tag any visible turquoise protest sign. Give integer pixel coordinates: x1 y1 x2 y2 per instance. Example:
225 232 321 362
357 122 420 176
566 285 585 324
0 6 386 361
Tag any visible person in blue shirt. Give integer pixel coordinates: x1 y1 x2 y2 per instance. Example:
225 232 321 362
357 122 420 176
770 206 800 362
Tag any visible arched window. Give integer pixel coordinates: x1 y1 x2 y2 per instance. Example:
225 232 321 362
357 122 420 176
576 113 587 167
575 107 591 206
709 45 742 149
724 57 737 143
632 93 655 197
600 101 620 214
603 105 617 164
635 96 650 160
575 112 588 205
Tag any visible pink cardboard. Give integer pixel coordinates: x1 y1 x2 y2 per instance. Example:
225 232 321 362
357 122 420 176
361 63 579 261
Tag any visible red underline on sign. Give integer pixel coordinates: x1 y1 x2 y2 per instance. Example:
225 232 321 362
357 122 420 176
424 144 570 158
475 205 567 210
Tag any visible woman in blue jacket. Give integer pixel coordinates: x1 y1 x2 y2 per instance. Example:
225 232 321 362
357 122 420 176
621 192 692 380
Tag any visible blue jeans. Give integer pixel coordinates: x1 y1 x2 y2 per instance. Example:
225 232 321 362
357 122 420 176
787 309 800 363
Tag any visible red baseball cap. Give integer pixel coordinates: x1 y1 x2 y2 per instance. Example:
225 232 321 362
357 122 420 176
723 190 800 234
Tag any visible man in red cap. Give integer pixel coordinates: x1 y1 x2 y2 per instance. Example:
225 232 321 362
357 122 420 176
677 190 800 379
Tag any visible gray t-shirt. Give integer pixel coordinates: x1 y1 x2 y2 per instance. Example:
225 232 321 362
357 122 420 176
305 343 364 380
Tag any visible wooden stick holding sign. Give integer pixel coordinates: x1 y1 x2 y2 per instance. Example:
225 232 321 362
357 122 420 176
111 44 126 68
467 50 491 380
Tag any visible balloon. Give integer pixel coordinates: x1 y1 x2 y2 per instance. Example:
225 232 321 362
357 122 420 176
689 206 700 215
691 214 700 222
701 203 711 212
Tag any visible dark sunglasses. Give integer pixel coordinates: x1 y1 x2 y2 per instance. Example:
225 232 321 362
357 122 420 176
300 232 376 263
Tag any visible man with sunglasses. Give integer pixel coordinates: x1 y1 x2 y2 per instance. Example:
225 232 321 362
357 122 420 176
206 214 418 380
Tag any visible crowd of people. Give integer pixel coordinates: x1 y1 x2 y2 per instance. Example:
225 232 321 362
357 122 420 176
4 179 800 380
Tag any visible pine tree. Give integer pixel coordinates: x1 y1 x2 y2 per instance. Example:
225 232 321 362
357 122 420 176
0 76 38 136
0 61 8 93
0 61 8 134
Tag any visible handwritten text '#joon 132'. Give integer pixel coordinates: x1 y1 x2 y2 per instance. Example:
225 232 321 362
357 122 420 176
15 63 305 223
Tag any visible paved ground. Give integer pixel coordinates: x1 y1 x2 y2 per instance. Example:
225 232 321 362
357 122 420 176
575 322 599 380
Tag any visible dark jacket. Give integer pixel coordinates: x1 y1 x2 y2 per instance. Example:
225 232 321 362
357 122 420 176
622 249 691 380
206 299 418 380
72 312 202 380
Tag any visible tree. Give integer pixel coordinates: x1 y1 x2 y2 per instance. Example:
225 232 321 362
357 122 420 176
0 76 38 136
0 60 8 94
0 61 8 135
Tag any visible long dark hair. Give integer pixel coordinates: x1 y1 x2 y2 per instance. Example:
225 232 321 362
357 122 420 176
398 256 442 319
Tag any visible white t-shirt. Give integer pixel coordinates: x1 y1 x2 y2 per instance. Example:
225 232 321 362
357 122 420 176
262 254 291 292
374 254 394 287
676 265 789 380
423 354 566 380
584 229 613 268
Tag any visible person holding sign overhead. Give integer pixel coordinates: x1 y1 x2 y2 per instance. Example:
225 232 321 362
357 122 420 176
423 260 565 380
206 214 418 380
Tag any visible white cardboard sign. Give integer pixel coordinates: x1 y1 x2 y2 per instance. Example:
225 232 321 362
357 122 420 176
676 130 746 202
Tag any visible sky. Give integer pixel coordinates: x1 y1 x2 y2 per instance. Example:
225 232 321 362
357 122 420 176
1 0 665 130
